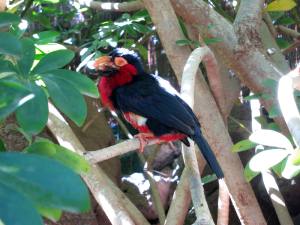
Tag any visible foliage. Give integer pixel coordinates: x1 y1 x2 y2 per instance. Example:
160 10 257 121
0 11 95 224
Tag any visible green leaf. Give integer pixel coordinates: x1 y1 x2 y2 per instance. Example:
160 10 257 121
267 0 297 12
132 23 152 34
176 39 192 46
204 37 223 45
0 79 34 120
178 17 189 39
281 155 300 179
16 83 48 134
243 93 261 101
290 149 300 165
0 152 91 213
249 129 293 150
0 139 5 152
268 105 281 118
32 31 60 44
276 37 290 49
31 49 74 74
37 206 62 221
248 149 289 172
231 140 257 152
262 78 278 89
35 43 66 55
42 69 99 98
202 174 217 185
0 32 22 57
17 38 35 75
244 162 260 182
276 16 295 25
0 12 20 28
0 182 43 225
43 76 87 126
25 140 90 173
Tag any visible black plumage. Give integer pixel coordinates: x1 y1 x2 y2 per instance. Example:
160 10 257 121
109 48 224 178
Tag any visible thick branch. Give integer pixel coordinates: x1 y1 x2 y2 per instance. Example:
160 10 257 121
234 0 265 48
47 103 150 225
170 0 289 135
88 0 143 12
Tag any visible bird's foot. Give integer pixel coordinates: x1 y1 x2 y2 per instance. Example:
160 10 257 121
134 133 155 153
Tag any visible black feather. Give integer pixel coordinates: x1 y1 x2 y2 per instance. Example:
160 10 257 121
109 48 224 178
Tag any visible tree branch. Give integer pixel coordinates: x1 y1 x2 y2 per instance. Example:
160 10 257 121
88 0 144 12
234 0 265 48
84 138 160 163
180 47 215 225
277 25 300 39
47 102 150 225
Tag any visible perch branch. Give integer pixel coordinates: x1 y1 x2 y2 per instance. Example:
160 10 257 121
84 137 160 163
88 0 144 12
47 102 150 225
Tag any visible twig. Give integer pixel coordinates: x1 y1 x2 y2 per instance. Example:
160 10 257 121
87 0 144 12
263 12 277 37
47 102 150 225
277 25 300 39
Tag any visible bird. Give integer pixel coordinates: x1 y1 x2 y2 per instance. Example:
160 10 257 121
93 48 224 179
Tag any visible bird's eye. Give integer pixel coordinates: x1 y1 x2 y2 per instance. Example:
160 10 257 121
114 57 128 67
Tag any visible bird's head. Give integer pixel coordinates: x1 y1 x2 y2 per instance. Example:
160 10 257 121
92 48 144 77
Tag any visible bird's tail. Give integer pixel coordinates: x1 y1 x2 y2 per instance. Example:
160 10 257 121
193 130 224 179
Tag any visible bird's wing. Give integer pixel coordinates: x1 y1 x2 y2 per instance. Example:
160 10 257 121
112 75 198 136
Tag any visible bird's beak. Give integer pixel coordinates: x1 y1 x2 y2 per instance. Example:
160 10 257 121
93 56 119 77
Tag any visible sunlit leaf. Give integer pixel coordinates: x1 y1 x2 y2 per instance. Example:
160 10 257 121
32 31 60 44
37 206 62 222
291 149 300 165
231 140 257 152
26 140 90 173
281 155 300 179
244 162 260 182
0 32 22 57
41 69 99 98
0 79 33 120
249 129 293 149
35 43 66 54
243 93 261 101
266 0 297 12
0 12 20 28
31 49 74 74
248 149 289 172
0 182 43 225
